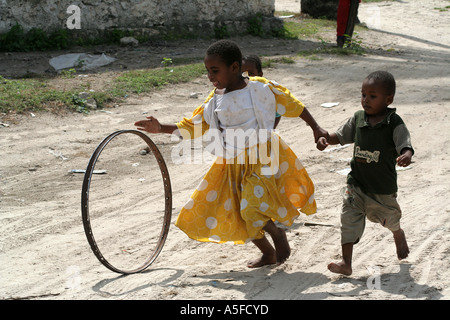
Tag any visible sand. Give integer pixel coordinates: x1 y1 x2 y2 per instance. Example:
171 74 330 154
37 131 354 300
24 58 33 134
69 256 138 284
1 0 449 302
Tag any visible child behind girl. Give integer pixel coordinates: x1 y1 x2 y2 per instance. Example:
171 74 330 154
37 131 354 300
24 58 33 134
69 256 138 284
242 54 281 129
135 40 326 268
242 54 263 77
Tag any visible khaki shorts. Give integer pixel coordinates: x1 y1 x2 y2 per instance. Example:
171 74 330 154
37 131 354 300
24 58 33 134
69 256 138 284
340 184 402 245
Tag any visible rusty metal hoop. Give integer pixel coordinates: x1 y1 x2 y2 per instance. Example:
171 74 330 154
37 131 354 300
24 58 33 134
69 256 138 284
81 130 172 274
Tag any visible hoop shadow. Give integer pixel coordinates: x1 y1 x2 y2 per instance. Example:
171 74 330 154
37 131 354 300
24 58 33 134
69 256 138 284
92 267 184 297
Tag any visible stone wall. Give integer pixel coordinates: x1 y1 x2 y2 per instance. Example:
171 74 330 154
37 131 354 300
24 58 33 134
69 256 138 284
0 0 281 38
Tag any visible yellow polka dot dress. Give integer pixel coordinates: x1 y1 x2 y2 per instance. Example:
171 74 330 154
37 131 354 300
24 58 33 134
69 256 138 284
175 77 316 244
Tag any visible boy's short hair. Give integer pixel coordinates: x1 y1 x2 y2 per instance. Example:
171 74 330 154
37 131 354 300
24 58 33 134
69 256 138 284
365 71 396 96
206 40 242 68
243 54 262 74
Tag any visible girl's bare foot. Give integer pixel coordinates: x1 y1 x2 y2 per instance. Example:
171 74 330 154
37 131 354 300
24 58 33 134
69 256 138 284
272 228 291 265
247 253 277 268
250 236 276 268
249 221 291 268
393 228 409 259
328 261 352 276
262 220 291 265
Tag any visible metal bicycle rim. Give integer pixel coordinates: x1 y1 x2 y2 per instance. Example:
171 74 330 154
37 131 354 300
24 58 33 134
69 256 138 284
81 130 172 274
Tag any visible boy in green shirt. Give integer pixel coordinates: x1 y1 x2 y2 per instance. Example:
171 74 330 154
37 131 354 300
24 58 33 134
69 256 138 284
317 71 414 276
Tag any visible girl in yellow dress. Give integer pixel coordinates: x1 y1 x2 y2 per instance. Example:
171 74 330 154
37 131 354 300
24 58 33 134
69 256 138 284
135 40 327 268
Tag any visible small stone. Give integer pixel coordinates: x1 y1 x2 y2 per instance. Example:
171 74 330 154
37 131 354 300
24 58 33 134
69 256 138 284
85 98 97 109
120 37 139 47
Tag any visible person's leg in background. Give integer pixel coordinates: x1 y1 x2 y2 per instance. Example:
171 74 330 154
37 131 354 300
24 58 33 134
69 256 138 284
336 0 350 47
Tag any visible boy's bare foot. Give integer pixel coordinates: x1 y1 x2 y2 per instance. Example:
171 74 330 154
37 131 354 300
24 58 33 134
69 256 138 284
328 261 352 276
247 253 277 268
393 228 409 259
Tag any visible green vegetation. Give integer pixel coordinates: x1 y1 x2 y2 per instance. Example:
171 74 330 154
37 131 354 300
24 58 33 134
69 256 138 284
0 75 113 114
161 57 174 70
247 13 265 37
296 33 365 61
0 24 149 52
262 57 295 69
283 17 336 38
214 25 231 39
111 63 205 96
0 62 206 114
434 5 450 12
0 24 71 51
362 0 394 2
0 76 72 113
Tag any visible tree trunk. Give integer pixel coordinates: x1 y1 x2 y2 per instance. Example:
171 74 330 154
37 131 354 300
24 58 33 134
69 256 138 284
344 0 360 39
301 0 339 20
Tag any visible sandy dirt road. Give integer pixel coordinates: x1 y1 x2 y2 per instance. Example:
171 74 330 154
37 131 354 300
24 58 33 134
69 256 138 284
1 0 449 301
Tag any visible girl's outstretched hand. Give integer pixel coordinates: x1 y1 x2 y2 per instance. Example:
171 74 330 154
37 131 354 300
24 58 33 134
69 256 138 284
134 116 162 133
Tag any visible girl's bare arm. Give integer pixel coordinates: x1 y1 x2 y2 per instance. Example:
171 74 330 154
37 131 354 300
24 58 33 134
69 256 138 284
134 116 178 134
299 107 328 142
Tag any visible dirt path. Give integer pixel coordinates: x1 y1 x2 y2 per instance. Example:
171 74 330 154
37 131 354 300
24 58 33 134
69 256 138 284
1 0 449 301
